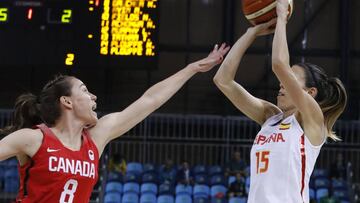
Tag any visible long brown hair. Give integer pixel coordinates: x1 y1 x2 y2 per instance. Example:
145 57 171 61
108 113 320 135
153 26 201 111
296 63 347 141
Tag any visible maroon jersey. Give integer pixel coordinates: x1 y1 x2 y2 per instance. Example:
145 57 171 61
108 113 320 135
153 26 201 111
16 124 99 203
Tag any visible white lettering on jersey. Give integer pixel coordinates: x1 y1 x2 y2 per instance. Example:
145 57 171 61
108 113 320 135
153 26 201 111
48 156 96 179
253 133 286 145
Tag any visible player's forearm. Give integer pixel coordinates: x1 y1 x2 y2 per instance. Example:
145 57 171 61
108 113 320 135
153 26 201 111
272 18 290 69
214 30 256 84
142 64 197 109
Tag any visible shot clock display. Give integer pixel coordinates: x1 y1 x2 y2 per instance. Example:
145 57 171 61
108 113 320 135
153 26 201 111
0 0 158 69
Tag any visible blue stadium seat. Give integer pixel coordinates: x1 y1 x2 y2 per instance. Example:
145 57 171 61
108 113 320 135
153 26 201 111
228 176 236 186
194 197 209 203
245 176 250 194
4 167 18 178
140 193 157 203
195 174 208 185
104 192 121 203
332 179 347 190
210 197 227 203
193 184 210 199
208 165 223 176
312 169 329 179
159 183 174 195
193 165 207 175
105 181 123 194
309 188 315 200
107 171 123 182
244 166 250 176
141 183 158 195
176 184 193 195
124 172 140 183
229 197 247 203
122 192 139 203
210 175 226 186
4 177 19 193
127 162 143 175
176 194 192 203
333 189 349 201
314 177 330 189
143 163 157 174
142 172 158 183
316 188 329 202
123 182 140 194
210 185 227 197
157 195 175 203
4 158 18 167
4 168 19 193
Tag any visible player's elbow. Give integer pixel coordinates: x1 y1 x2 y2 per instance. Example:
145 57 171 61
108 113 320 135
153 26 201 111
272 57 287 72
142 93 163 110
213 76 226 90
213 72 229 88
213 74 221 86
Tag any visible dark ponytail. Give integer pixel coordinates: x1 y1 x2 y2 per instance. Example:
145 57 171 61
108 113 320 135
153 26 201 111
296 63 347 141
0 74 74 136
0 93 42 136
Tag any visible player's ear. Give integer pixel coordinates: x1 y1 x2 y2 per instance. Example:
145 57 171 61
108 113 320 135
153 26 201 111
306 87 318 98
60 96 72 109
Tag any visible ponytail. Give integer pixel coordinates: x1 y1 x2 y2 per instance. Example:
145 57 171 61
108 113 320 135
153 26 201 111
0 93 42 136
296 62 348 141
319 78 347 141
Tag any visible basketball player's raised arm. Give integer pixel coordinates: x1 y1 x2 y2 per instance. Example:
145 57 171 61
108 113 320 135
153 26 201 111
272 0 324 142
0 129 42 161
90 44 230 153
214 19 281 125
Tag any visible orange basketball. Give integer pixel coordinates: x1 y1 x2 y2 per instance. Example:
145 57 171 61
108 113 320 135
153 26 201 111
242 0 294 25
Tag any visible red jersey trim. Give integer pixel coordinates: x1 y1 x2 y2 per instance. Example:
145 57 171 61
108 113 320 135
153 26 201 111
300 134 306 200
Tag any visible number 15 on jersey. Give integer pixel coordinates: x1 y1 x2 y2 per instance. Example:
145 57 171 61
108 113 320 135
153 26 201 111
255 150 270 174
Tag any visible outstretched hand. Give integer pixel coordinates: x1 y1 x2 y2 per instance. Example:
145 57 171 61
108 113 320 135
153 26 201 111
248 18 277 37
194 43 231 72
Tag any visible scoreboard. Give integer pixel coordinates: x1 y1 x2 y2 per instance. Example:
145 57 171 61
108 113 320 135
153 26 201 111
0 0 158 69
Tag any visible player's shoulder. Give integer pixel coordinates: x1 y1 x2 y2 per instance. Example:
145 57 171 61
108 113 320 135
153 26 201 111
14 128 43 141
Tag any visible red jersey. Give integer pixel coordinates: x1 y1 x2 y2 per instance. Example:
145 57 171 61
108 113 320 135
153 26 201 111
16 124 99 203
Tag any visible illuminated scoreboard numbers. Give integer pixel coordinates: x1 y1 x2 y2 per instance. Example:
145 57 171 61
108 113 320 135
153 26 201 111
100 0 158 57
61 9 72 23
47 8 73 24
0 8 8 22
65 53 75 66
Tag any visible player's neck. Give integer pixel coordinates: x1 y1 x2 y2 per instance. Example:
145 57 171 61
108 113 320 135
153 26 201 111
50 116 85 150
282 108 296 119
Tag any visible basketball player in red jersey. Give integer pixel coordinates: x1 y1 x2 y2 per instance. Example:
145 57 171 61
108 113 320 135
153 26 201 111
0 44 230 203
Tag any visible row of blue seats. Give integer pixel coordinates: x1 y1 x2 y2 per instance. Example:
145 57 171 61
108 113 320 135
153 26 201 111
309 177 348 190
108 171 248 187
119 162 331 179
106 182 233 197
124 162 242 176
104 193 247 203
309 187 350 202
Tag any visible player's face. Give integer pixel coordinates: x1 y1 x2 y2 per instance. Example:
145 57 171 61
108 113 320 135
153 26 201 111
277 65 307 112
68 78 98 125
